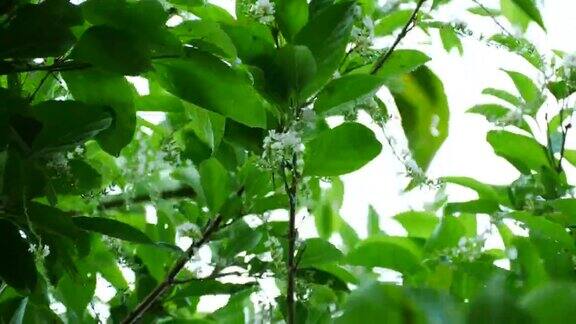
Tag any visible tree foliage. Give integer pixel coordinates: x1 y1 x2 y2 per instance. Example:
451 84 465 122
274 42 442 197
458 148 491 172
0 0 575 323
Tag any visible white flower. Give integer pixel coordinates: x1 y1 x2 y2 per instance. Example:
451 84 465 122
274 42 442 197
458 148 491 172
351 16 375 55
507 247 518 260
381 0 400 13
301 107 316 123
262 129 304 170
74 146 85 155
562 53 576 75
250 0 275 25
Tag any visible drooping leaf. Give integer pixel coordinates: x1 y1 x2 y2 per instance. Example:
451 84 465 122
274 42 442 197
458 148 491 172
294 1 355 97
486 130 552 173
394 211 439 239
153 54 269 128
372 50 431 80
30 100 112 155
521 283 576 323
335 282 425 323
314 74 384 115
62 69 136 156
304 122 382 176
391 66 449 171
0 220 37 293
199 158 230 214
275 0 309 41
506 0 545 30
72 216 153 244
72 25 151 75
298 238 343 268
346 236 423 274
0 0 82 58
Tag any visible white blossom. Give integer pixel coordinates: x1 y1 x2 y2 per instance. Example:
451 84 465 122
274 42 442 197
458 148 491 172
351 16 375 55
249 0 275 25
381 0 400 13
29 243 50 258
262 129 304 170
562 53 576 75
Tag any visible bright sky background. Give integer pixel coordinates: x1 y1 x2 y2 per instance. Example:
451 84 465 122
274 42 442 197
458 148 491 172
90 0 576 319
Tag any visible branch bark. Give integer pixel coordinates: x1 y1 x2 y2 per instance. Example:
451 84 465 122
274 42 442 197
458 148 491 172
370 0 427 75
121 214 223 324
281 157 299 324
98 186 196 210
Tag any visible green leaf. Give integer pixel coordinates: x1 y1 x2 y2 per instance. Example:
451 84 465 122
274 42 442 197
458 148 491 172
30 100 112 155
490 34 543 70
72 216 153 244
0 0 82 58
508 0 545 30
468 6 501 16
0 220 37 293
153 54 269 128
335 282 424 323
504 70 541 111
441 176 510 206
521 283 576 323
56 269 96 317
62 69 136 156
304 122 382 176
9 298 28 324
274 45 317 101
394 211 439 239
439 26 463 55
275 0 309 41
72 25 151 75
171 280 255 299
467 104 511 123
367 205 381 237
171 20 237 59
486 130 551 173
298 238 343 268
425 215 465 253
391 66 449 171
294 1 355 97
199 158 230 214
372 50 431 80
346 236 423 274
314 74 384 115
482 88 523 107
374 10 413 36
81 0 179 55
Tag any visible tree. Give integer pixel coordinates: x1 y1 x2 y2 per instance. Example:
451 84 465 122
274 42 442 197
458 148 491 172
1 0 575 323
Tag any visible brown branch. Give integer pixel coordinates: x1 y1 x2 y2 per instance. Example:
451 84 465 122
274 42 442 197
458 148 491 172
370 0 427 75
121 214 223 324
98 186 196 210
0 54 182 76
280 157 299 324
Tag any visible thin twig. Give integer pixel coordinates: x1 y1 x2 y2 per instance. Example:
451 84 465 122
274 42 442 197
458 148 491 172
0 54 182 76
98 186 196 210
470 0 515 38
121 215 223 324
370 0 427 75
171 271 245 285
27 71 52 102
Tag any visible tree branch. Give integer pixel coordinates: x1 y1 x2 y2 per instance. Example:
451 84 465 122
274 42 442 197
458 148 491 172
280 157 299 324
98 186 196 210
370 0 427 75
0 54 182 76
121 214 223 324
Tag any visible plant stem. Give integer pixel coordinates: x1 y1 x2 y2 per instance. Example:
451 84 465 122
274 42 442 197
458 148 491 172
121 215 223 324
281 158 298 324
370 0 427 75
98 186 196 210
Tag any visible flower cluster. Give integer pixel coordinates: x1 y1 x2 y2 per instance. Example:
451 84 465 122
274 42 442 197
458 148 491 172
441 236 485 263
249 0 275 25
381 0 400 14
29 243 50 259
351 16 375 56
562 53 576 76
496 108 523 127
262 129 304 170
